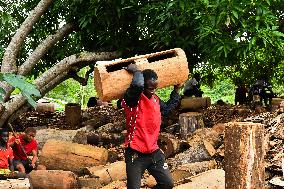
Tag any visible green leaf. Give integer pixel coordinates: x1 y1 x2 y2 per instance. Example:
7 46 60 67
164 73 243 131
232 10 238 19
0 87 6 96
22 92 37 108
272 31 284 37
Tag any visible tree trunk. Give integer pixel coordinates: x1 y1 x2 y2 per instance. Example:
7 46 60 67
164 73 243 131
29 170 77 189
40 140 108 173
179 112 204 139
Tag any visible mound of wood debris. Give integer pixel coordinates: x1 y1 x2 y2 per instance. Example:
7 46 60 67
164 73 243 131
7 104 283 189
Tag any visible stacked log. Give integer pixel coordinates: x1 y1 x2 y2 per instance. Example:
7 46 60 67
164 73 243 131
40 140 108 173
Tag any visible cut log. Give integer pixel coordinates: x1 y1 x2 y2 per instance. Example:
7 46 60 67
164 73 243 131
29 170 77 189
65 103 81 127
0 178 30 189
173 169 225 189
187 128 223 149
77 176 102 189
224 122 265 189
36 102 55 113
81 115 110 130
83 161 126 186
87 132 124 145
94 48 189 101
40 140 108 173
100 180 126 189
168 141 215 169
158 132 190 158
179 112 204 140
180 97 211 111
35 129 87 150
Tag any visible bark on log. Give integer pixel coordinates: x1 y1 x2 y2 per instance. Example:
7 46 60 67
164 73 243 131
168 141 215 169
35 129 87 150
40 140 108 173
224 122 265 189
96 122 125 133
158 132 190 158
94 48 189 101
173 169 225 189
29 170 77 189
0 178 30 189
77 176 102 189
100 181 126 189
179 112 204 140
83 161 126 186
180 97 211 111
87 132 124 146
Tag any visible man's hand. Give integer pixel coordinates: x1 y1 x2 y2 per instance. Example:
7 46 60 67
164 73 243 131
125 64 139 74
174 84 183 93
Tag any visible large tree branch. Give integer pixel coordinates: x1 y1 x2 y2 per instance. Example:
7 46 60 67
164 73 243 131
1 0 54 73
3 23 74 102
0 51 120 127
18 23 74 75
33 51 118 89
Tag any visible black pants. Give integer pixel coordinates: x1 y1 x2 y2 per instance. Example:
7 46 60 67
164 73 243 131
125 147 174 189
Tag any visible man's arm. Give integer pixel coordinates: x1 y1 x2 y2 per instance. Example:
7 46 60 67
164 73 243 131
30 149 38 168
160 85 182 117
123 64 144 107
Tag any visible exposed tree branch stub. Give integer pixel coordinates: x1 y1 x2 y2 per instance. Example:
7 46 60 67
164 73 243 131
18 23 74 76
68 66 94 86
1 0 54 73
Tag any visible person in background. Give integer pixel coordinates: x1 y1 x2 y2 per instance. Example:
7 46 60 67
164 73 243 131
0 128 14 172
122 64 182 189
183 73 203 97
8 127 38 173
248 76 274 107
235 78 248 105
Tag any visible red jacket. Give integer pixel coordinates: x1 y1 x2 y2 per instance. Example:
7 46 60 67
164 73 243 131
122 93 161 153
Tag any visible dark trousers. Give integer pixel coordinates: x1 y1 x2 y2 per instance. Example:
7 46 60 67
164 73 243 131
125 147 174 189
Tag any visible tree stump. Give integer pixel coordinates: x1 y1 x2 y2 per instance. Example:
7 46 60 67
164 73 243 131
180 97 211 111
29 170 77 189
83 161 126 186
224 122 265 189
65 103 81 127
40 140 108 173
158 132 190 158
179 112 204 140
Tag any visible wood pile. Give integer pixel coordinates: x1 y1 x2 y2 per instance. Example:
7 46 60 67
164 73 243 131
8 103 284 188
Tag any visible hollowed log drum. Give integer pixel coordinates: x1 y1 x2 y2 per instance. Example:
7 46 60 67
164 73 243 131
94 48 189 101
